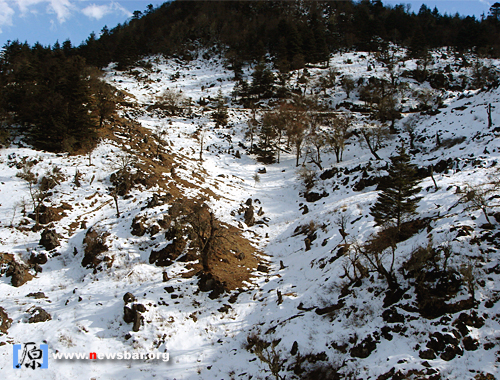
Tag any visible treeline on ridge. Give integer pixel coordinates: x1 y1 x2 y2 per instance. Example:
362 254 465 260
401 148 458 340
2 0 500 153
78 0 500 69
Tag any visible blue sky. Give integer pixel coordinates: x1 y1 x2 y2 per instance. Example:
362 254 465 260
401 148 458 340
0 0 495 48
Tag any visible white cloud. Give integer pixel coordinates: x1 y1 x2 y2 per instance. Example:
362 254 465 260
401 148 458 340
15 0 45 15
6 0 131 26
47 0 74 23
81 2 131 20
0 0 15 30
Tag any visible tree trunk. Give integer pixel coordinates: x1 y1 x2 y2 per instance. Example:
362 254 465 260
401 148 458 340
362 131 381 160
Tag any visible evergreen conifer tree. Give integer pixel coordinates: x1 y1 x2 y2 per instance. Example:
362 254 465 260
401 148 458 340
370 145 422 232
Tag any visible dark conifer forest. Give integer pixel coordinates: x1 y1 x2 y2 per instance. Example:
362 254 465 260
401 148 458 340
1 0 500 152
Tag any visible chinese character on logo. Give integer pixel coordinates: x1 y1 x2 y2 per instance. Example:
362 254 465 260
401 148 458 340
13 342 48 369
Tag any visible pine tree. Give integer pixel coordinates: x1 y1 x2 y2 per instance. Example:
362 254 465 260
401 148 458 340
370 145 422 232
212 90 228 127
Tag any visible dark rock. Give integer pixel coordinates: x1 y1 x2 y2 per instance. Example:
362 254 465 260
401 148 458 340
26 292 47 299
124 303 146 331
36 205 67 225
28 307 51 323
426 332 447 353
218 304 232 313
123 306 134 323
131 216 147 236
419 349 436 360
29 252 47 265
148 224 160 236
291 341 298 356
382 307 405 323
197 272 226 299
257 264 269 273
135 304 146 313
320 167 338 180
0 306 12 334
244 206 255 227
228 293 240 304
245 198 253 206
463 335 479 351
150 238 186 266
258 167 266 174
440 344 463 361
493 212 500 223
81 227 110 270
164 286 175 293
381 326 393 341
304 191 329 203
350 335 377 358
304 238 311 251
7 262 33 287
315 300 345 315
39 229 60 251
123 292 135 304
162 272 169 282
132 310 143 332
454 311 485 329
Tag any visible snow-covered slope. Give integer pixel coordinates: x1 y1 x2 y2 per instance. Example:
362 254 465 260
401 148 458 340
0 51 499 379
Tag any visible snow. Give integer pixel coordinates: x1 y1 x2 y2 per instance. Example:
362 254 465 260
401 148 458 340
0 49 499 379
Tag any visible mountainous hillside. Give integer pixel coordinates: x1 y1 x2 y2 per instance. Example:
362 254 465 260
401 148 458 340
0 47 499 380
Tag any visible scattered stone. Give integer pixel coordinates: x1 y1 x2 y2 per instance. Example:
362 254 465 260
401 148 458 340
419 349 436 360
350 335 377 359
218 304 232 313
315 300 345 315
382 307 405 323
81 227 110 270
463 336 479 351
7 262 34 287
257 264 269 273
123 292 136 304
162 272 169 282
304 238 311 251
244 206 255 227
29 252 47 265
164 286 175 293
149 238 186 266
36 205 67 225
304 191 329 203
291 341 298 356
123 303 146 332
440 344 463 361
28 307 52 323
228 292 240 304
131 216 147 236
26 292 47 299
0 307 12 334
132 310 143 332
197 272 225 299
39 229 61 251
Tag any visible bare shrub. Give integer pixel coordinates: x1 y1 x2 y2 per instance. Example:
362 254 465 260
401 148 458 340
153 89 191 116
246 334 285 380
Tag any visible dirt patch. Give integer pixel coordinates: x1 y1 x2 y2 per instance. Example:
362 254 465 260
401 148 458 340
200 222 259 292
98 120 218 201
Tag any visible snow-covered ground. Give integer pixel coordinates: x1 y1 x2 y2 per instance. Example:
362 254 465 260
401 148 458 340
0 50 499 379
